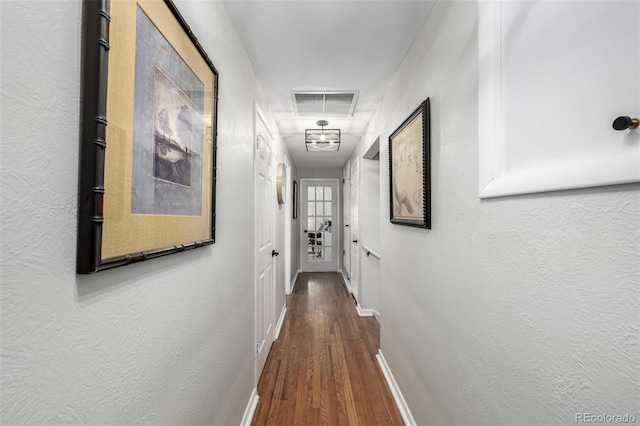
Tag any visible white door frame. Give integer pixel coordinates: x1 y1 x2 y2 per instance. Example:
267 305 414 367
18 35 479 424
284 157 293 295
342 162 351 282
299 178 341 273
350 157 360 301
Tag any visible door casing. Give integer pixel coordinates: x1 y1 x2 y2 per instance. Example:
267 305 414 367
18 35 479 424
299 178 341 273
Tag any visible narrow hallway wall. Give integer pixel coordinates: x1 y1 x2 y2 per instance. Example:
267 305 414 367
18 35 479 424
370 1 640 424
1 1 274 424
359 157 381 312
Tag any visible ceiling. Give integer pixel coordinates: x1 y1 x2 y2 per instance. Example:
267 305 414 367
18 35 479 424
223 1 436 170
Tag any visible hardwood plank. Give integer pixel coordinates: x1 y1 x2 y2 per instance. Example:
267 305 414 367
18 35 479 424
252 272 404 426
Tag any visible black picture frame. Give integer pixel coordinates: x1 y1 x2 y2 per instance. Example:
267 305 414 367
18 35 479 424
388 98 431 228
292 179 298 219
77 0 219 273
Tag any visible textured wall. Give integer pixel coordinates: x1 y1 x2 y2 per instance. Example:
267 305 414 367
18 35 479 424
371 1 640 424
0 1 272 424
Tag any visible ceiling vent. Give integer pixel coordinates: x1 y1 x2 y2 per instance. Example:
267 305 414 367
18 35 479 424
292 91 359 118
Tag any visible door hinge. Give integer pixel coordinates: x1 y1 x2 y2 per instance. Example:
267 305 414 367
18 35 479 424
343 249 345 255
256 341 261 353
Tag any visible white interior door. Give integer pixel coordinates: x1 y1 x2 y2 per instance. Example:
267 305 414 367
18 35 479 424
342 162 351 280
350 158 359 301
300 179 339 272
254 105 275 383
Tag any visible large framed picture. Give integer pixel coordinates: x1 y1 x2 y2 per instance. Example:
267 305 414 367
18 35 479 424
389 98 430 228
77 0 218 273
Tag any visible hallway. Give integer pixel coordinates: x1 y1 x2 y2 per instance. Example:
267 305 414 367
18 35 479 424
2 1 639 424
252 273 403 426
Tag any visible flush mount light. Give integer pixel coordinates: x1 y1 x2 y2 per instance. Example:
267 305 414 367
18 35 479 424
305 120 340 152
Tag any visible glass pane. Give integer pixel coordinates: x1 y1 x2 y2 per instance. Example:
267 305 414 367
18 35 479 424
308 254 316 261
324 186 332 200
324 232 332 246
315 201 323 216
324 202 332 217
308 202 315 216
308 232 320 260
315 187 323 200
322 216 331 232
307 218 315 231
324 248 332 261
308 186 315 201
315 218 324 231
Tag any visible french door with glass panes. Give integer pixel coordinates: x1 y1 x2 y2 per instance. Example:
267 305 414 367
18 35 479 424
300 179 338 272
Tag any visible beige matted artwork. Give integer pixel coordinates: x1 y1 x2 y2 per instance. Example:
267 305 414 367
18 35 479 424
388 98 431 229
77 0 218 273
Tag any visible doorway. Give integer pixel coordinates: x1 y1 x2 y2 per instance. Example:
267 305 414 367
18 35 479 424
349 157 359 300
342 162 351 281
300 179 339 272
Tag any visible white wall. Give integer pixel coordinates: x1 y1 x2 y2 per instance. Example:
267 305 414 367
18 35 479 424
288 162 300 288
359 157 381 312
366 1 640 424
0 1 275 424
274 146 296 317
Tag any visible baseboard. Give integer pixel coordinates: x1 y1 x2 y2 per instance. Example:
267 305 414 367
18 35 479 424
240 387 259 426
376 350 417 426
356 303 380 319
340 270 352 294
274 305 287 340
288 269 300 295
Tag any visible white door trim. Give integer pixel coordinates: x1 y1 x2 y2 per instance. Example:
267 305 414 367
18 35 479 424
284 157 293 295
342 162 351 283
350 157 359 301
299 178 341 273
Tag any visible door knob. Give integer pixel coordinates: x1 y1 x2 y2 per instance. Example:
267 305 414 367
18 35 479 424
271 250 279 257
612 116 639 131
303 229 308 233
352 240 358 244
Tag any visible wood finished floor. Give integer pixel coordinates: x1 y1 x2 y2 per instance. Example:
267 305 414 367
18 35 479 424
251 272 404 426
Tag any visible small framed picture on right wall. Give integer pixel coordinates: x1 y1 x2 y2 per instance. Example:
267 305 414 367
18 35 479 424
388 98 431 229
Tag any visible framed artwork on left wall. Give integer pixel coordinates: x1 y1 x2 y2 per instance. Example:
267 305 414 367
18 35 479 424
77 0 219 273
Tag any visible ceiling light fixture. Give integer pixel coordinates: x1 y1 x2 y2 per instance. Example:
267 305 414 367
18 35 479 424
305 120 340 152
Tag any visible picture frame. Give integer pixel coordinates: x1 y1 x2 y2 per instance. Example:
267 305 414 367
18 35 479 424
388 98 430 228
292 180 298 219
77 0 219 273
